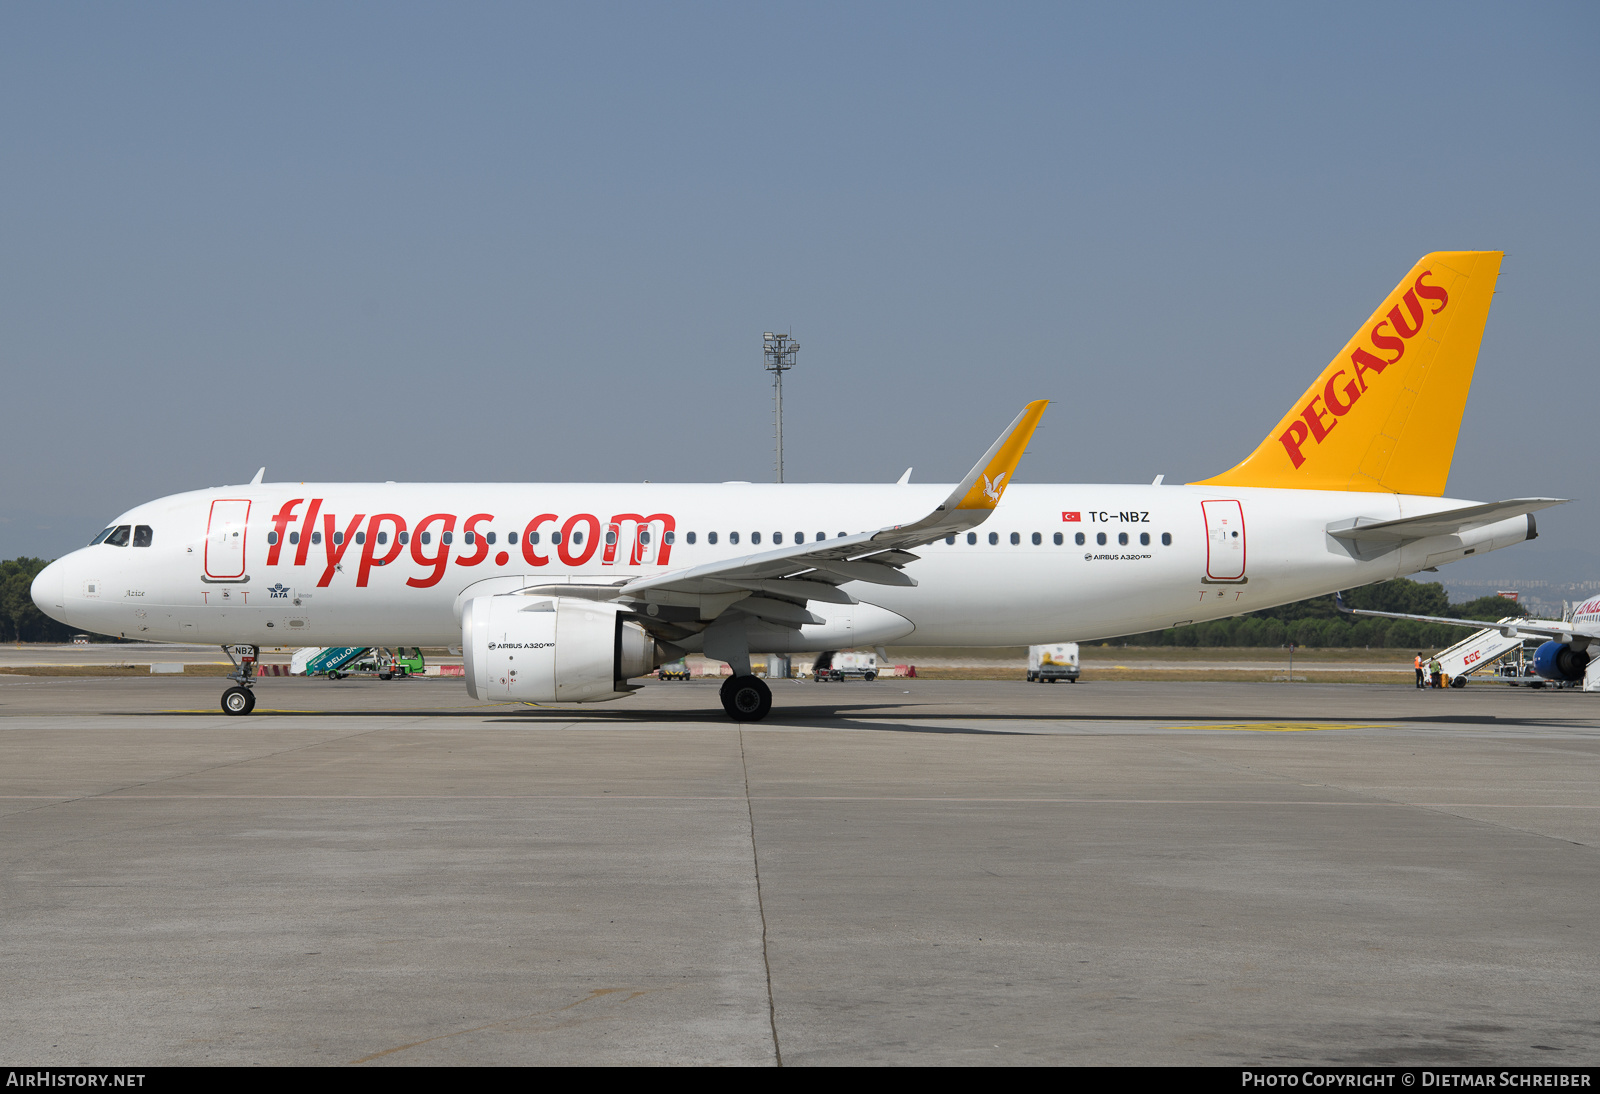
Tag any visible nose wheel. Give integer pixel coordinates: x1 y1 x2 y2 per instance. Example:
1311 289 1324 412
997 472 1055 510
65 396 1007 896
220 643 260 716
222 686 256 716
720 675 772 722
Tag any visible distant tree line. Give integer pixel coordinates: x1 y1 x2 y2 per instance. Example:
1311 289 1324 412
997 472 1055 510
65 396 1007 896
1110 578 1528 650
0 558 79 642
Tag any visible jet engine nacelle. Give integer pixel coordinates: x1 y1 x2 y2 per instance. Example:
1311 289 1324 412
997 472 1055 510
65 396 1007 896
1532 640 1590 683
462 595 673 703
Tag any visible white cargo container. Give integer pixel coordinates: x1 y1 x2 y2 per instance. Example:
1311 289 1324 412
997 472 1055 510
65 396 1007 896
1027 643 1080 682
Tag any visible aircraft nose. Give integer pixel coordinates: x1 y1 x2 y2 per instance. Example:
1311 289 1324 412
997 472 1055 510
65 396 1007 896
30 559 66 620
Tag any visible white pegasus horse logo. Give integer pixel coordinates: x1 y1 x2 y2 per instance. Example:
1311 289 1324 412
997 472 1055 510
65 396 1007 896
982 471 1006 503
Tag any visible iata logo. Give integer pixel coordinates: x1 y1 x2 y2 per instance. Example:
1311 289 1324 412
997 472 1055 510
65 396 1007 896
1280 270 1449 469
268 583 290 598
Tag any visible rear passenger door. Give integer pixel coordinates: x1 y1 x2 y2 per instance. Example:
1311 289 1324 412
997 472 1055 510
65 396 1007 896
1201 500 1246 582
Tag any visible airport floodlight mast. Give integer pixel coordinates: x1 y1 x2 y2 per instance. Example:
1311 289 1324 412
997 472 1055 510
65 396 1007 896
763 331 799 483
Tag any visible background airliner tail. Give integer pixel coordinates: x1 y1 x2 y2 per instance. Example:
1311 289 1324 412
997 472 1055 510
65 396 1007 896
1196 251 1503 496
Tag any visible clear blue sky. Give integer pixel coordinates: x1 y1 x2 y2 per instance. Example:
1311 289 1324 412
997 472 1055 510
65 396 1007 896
3 2 1596 591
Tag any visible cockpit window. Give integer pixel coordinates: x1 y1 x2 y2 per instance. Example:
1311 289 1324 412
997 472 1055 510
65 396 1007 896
89 527 116 546
103 525 131 547
133 525 153 547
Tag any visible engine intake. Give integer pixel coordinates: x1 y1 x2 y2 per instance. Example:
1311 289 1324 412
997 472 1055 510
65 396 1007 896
1532 640 1590 683
463 595 674 702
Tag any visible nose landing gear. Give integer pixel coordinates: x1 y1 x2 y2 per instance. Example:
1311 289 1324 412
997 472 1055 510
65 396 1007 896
220 644 259 716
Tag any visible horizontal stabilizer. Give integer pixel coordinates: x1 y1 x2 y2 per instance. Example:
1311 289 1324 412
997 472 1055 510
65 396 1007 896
1326 498 1565 544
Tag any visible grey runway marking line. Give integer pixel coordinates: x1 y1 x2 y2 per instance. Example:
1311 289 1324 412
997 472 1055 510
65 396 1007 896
4 794 1595 808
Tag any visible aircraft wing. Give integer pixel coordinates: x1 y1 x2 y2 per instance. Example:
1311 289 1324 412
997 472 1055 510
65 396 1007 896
1334 592 1600 642
518 400 1049 629
1326 498 1566 545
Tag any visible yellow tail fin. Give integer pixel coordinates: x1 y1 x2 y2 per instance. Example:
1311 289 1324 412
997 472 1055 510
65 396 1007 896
1195 251 1502 496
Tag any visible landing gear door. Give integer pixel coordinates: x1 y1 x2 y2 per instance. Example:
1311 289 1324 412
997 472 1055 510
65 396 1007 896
205 500 251 580
1201 499 1246 582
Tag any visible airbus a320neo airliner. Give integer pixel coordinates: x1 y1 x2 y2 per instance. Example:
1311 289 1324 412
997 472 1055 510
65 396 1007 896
32 252 1561 720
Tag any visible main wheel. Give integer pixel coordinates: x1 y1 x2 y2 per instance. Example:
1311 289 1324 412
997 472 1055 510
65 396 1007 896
720 675 772 722
222 686 255 716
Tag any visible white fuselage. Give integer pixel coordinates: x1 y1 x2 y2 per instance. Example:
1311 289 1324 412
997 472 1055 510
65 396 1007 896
31 481 1535 652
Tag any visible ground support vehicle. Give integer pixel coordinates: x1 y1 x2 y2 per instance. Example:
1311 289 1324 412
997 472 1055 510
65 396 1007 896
293 646 423 680
657 659 691 681
1027 643 1080 682
812 650 877 682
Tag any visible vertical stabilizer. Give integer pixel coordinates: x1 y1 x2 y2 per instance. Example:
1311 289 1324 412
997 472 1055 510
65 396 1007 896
1196 251 1502 496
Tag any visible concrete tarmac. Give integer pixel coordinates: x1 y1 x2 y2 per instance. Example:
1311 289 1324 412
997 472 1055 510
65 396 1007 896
1 674 1597 1065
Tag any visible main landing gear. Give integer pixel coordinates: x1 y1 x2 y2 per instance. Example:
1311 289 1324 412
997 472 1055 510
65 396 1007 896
220 644 258 716
720 675 772 722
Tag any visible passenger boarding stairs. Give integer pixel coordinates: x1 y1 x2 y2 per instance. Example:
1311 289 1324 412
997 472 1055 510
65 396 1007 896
1434 618 1526 682
291 647 370 676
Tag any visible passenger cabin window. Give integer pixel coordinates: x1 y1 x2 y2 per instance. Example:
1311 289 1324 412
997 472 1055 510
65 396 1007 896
1075 532 1085 545
333 531 344 545
463 531 474 545
312 531 323 545
421 531 432 545
485 532 496 545
1096 532 1106 546
640 530 651 544
685 531 695 544
1053 532 1063 545
1139 532 1149 546
289 531 300 545
355 531 366 545
1162 532 1172 546
572 531 584 545
773 532 783 545
1010 532 1020 545
442 531 453 545
267 531 278 545
751 532 761 545
664 531 674 545
399 531 409 545
104 525 131 547
708 532 717 544
605 530 617 546
1118 532 1128 546
1032 532 1041 545
729 532 740 545
376 531 388 545
946 535 956 545
967 532 977 545
988 532 998 545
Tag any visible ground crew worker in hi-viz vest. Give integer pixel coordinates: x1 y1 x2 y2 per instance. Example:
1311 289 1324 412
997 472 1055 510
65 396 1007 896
1429 656 1443 689
1414 652 1425 689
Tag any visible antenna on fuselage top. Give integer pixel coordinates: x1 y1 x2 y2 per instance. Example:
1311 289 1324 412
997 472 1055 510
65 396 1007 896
250 468 265 485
